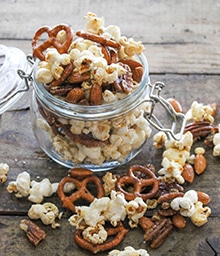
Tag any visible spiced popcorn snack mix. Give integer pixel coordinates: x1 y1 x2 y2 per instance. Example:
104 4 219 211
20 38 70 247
31 12 153 170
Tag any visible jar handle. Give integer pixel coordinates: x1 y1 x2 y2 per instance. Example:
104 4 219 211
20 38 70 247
17 54 34 89
144 81 186 140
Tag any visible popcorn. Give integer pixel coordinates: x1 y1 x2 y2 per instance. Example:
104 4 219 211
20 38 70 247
158 132 193 183
69 190 147 234
7 171 30 198
84 12 105 34
102 172 117 196
28 178 58 203
102 25 121 41
153 131 167 149
185 101 214 124
82 224 108 244
108 246 150 256
104 191 127 227
69 197 110 228
7 171 58 203
158 157 184 184
28 202 60 228
36 48 71 82
213 124 220 156
0 163 9 183
190 201 211 227
126 197 147 228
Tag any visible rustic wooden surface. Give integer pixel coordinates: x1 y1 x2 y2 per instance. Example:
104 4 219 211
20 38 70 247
0 0 220 255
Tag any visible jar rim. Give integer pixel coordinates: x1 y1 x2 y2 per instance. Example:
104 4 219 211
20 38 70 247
33 53 150 120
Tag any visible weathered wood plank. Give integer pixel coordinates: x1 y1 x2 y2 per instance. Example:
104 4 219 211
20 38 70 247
0 215 219 256
1 0 220 44
1 0 220 74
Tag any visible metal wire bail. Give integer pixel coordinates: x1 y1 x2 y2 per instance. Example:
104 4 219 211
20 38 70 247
145 81 186 140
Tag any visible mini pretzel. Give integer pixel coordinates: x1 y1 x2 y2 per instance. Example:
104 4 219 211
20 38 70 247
57 168 104 213
32 24 73 61
116 165 160 201
74 222 128 254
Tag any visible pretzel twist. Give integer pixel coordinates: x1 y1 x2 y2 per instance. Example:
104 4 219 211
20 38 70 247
116 165 160 201
76 30 121 49
74 222 128 254
32 24 73 61
57 168 104 213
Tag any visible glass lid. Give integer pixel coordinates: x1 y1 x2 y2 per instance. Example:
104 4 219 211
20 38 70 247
0 44 30 115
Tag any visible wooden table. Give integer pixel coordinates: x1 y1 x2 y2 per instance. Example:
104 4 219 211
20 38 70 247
0 1 220 255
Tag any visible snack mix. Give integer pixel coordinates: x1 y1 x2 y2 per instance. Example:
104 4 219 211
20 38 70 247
32 12 152 166
5 12 220 255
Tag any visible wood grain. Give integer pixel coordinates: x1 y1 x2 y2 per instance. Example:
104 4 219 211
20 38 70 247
0 1 220 255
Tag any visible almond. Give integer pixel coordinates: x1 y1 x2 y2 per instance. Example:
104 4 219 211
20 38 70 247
90 83 102 105
182 163 195 183
167 98 183 113
194 154 207 174
66 88 85 103
172 214 186 229
197 191 211 205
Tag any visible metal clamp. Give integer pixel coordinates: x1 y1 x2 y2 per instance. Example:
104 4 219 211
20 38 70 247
145 81 186 140
0 54 34 106
17 54 34 87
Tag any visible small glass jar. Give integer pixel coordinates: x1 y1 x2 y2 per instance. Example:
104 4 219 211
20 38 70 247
25 53 185 171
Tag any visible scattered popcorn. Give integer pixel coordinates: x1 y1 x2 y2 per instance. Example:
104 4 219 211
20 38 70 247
82 224 108 244
28 178 58 203
102 172 117 196
105 191 127 227
190 201 211 227
153 131 167 149
28 202 60 228
7 171 58 203
69 191 147 232
185 101 214 124
194 147 205 155
0 163 9 183
158 132 193 184
126 197 147 228
170 190 211 226
213 124 220 156
108 246 150 256
158 157 184 184
7 171 30 198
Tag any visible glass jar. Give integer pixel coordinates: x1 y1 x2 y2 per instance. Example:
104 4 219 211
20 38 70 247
23 53 185 171
0 44 30 114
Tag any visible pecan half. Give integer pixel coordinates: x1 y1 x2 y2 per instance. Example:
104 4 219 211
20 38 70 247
20 219 46 246
140 216 173 249
184 121 213 140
